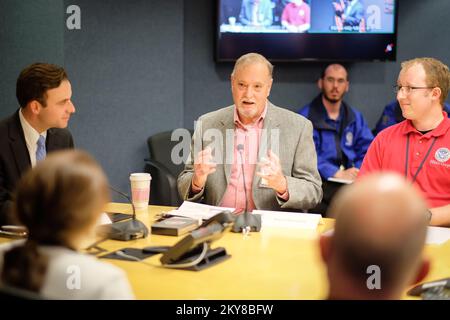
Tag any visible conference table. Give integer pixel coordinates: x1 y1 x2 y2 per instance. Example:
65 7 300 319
1 203 449 300
99 203 330 299
99 203 450 300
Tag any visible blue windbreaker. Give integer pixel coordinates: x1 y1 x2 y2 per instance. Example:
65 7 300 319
299 95 374 179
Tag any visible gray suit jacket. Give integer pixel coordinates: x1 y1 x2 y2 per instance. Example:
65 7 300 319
178 102 322 211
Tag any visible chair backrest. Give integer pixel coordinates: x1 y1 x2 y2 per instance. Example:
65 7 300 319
147 131 190 177
145 130 193 206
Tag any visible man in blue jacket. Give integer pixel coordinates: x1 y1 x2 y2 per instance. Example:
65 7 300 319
299 63 373 213
373 100 450 135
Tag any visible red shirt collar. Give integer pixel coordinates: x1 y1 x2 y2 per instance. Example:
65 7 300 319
402 112 450 137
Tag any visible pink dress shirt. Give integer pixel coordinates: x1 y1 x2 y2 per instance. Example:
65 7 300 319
218 107 266 211
220 105 289 211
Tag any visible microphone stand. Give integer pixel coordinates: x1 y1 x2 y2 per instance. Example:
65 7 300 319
106 186 149 241
231 145 261 233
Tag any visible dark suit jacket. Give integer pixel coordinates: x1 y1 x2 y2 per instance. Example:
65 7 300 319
0 110 74 225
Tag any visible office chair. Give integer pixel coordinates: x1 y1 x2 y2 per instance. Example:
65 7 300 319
144 130 193 207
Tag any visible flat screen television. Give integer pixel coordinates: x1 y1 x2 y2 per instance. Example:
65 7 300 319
216 0 398 62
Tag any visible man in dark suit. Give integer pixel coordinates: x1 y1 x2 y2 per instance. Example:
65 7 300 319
0 63 75 225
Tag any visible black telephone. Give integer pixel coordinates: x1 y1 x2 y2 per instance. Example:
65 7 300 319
159 221 231 271
199 210 235 228
407 277 450 300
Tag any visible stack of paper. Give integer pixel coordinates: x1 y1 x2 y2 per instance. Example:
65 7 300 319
165 201 235 222
327 177 353 184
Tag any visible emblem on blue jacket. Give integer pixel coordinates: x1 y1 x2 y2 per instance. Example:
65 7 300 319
435 147 450 163
345 131 353 146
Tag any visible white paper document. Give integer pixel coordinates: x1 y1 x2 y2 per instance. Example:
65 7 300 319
327 177 353 184
98 212 112 225
253 210 322 230
166 201 235 221
426 226 450 245
321 227 450 245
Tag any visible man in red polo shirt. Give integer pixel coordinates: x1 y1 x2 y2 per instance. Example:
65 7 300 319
359 57 450 227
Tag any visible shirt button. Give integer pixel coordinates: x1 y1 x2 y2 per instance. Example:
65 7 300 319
416 152 420 156
419 140 422 144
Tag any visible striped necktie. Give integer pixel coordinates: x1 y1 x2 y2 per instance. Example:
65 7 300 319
36 135 46 162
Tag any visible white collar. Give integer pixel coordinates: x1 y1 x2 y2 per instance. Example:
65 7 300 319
19 108 47 146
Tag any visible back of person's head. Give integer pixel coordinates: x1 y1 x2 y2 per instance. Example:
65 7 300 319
16 62 68 108
231 52 273 78
400 57 450 105
1 150 109 293
321 173 429 299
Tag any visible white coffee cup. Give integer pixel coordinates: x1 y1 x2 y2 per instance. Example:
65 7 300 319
129 173 151 212
228 16 236 26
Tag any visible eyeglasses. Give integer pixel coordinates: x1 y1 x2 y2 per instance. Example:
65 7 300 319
394 85 434 95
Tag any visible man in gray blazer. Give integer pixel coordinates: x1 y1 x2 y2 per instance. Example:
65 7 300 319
178 53 321 211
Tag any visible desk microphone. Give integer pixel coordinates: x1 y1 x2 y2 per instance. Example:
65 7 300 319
231 144 261 233
104 186 149 241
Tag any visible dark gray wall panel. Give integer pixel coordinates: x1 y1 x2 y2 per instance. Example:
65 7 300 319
64 0 184 195
0 0 64 118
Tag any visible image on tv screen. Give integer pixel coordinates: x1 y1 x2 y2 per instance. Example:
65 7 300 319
217 0 397 61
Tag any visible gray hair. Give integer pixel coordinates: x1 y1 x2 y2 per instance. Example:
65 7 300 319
231 53 273 78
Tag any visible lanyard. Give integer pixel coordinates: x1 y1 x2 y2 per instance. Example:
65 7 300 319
404 134 437 183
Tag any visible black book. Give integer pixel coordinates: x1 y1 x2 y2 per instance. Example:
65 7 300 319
151 217 199 236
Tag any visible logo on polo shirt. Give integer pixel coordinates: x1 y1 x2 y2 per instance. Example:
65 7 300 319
435 147 450 163
345 132 353 146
